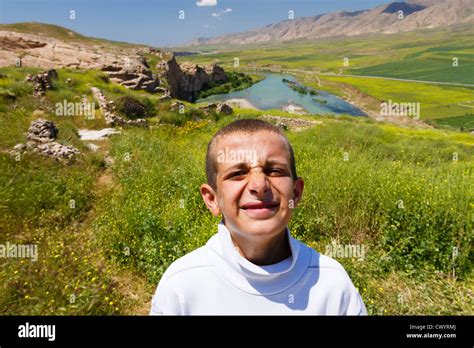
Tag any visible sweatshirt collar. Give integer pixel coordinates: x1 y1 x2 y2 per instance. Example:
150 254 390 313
207 222 311 295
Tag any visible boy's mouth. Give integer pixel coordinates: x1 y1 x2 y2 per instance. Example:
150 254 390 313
240 201 280 219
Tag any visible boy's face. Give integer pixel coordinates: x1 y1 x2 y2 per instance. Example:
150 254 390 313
200 130 304 239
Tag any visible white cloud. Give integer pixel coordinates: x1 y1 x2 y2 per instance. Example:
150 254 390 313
212 8 233 17
196 0 217 7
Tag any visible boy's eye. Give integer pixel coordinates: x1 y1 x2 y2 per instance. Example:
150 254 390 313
266 168 285 176
229 171 247 179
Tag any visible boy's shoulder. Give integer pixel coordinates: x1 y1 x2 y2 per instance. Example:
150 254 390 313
298 239 355 284
159 237 216 284
160 247 210 282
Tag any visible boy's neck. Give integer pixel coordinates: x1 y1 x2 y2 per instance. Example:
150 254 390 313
228 226 292 266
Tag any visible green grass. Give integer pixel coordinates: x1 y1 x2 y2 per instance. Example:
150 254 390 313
429 114 474 131
94 115 473 315
0 59 472 316
0 66 164 315
307 75 474 120
351 57 474 85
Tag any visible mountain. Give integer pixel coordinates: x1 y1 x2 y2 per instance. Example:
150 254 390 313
187 0 474 46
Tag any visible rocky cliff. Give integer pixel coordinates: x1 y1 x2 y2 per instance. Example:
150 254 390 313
0 23 227 101
158 55 228 101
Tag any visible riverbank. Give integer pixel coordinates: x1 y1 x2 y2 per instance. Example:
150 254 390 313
198 72 364 116
225 98 260 110
282 103 308 115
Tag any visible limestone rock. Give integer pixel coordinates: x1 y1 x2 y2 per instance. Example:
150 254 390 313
0 30 139 70
90 87 147 127
170 101 185 112
158 55 228 102
78 128 121 141
27 118 58 142
101 56 160 93
205 64 228 84
260 115 322 131
8 119 80 163
25 69 58 97
200 102 233 115
216 103 233 115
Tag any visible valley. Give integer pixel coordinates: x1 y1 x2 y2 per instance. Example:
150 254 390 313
0 0 472 316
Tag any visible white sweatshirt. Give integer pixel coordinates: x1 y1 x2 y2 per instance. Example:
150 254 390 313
150 223 367 315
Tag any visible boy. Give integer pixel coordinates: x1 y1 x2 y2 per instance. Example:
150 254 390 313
150 119 367 315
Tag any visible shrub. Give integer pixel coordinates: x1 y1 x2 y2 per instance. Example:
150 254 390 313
116 96 150 120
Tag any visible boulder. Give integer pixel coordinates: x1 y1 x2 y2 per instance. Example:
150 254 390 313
199 102 233 115
7 119 80 163
27 118 58 142
216 103 233 115
101 56 161 93
170 101 185 112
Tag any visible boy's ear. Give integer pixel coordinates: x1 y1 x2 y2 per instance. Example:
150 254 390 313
200 183 221 217
292 177 304 207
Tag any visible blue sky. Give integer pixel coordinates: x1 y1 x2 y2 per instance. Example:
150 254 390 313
0 0 394 47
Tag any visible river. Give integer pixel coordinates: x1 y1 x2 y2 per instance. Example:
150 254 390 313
197 73 366 116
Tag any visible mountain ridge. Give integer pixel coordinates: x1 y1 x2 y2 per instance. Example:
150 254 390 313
186 0 474 46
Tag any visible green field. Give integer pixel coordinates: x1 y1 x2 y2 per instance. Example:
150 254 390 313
175 25 473 80
0 66 473 315
175 25 474 129
306 75 474 120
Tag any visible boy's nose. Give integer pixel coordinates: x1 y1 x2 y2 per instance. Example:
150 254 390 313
247 170 270 196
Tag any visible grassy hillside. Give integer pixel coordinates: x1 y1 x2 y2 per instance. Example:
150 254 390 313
0 66 472 315
0 22 147 49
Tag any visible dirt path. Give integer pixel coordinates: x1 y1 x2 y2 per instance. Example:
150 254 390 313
78 142 154 315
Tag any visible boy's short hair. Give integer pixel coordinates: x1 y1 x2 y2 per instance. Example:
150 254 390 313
205 119 298 189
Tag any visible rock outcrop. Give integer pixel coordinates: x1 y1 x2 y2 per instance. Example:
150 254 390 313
0 27 160 93
259 115 321 131
0 25 231 101
199 102 233 115
0 29 119 69
90 87 147 127
25 69 58 97
204 64 228 84
101 56 161 93
158 55 228 102
8 119 80 162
